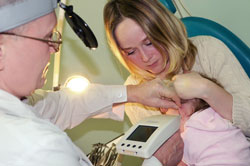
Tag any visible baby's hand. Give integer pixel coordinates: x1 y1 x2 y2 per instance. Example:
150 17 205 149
159 108 179 115
159 107 168 114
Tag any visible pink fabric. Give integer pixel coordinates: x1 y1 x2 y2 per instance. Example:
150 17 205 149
181 107 250 166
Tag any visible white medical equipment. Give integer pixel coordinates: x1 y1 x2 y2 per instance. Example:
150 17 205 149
116 115 180 158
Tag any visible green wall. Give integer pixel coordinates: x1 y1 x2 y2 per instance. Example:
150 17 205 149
43 0 250 165
175 0 250 47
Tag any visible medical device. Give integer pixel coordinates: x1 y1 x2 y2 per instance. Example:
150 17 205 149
116 115 180 158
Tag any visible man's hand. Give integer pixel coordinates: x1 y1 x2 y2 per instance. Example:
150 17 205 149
154 130 184 166
127 78 181 109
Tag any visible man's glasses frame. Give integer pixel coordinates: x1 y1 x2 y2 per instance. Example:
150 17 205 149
0 30 62 52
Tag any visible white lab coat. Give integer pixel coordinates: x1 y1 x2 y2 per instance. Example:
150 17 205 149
0 84 127 166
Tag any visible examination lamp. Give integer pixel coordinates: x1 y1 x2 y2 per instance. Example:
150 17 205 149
58 0 98 50
64 75 90 93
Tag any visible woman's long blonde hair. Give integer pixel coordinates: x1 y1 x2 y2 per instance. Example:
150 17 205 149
104 0 197 80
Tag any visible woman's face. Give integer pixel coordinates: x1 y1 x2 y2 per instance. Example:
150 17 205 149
114 18 170 77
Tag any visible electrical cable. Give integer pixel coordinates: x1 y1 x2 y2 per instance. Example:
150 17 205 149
173 0 183 18
178 0 192 16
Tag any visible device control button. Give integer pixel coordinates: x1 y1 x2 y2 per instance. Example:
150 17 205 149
127 144 131 147
132 145 136 148
138 146 142 149
117 92 123 98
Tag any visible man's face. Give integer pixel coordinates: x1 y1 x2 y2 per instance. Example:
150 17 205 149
0 12 57 98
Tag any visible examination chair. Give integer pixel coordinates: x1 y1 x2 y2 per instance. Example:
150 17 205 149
160 0 250 78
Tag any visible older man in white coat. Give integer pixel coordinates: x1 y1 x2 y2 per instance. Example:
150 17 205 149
0 0 183 165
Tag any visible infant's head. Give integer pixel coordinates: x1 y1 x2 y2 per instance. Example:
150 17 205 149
161 98 209 117
178 98 209 118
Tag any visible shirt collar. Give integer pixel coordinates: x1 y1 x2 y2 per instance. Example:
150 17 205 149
0 89 36 118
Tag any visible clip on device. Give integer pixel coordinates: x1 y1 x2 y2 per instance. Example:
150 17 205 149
116 115 180 158
57 0 98 50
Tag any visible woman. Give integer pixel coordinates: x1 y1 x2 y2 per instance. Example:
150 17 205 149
104 0 250 165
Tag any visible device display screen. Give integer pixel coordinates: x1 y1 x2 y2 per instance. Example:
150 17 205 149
126 125 158 142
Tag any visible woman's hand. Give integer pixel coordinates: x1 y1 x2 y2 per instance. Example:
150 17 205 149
172 72 208 100
127 78 181 109
173 72 233 121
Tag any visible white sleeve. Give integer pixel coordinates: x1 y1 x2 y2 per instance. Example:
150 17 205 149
26 84 127 130
142 156 163 166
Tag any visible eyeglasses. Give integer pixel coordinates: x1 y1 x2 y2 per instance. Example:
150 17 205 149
0 31 62 52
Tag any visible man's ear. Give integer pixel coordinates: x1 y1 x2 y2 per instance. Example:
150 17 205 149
0 39 5 71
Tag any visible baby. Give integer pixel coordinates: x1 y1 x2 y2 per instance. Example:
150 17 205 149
161 79 250 165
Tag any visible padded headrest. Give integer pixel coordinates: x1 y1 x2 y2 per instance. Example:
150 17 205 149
159 0 176 13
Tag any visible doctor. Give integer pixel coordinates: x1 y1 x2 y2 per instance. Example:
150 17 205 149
0 0 183 166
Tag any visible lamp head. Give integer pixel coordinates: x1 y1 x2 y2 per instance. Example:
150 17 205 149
58 1 98 50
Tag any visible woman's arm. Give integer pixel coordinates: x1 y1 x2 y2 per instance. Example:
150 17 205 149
173 72 233 121
174 36 250 137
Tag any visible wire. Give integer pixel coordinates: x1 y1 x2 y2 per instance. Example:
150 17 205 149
172 0 192 18
178 0 192 16
173 0 183 18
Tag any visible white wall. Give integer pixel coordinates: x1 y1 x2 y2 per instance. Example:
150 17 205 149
43 0 250 165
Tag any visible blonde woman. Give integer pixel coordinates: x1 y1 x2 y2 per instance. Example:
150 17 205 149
104 0 250 165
